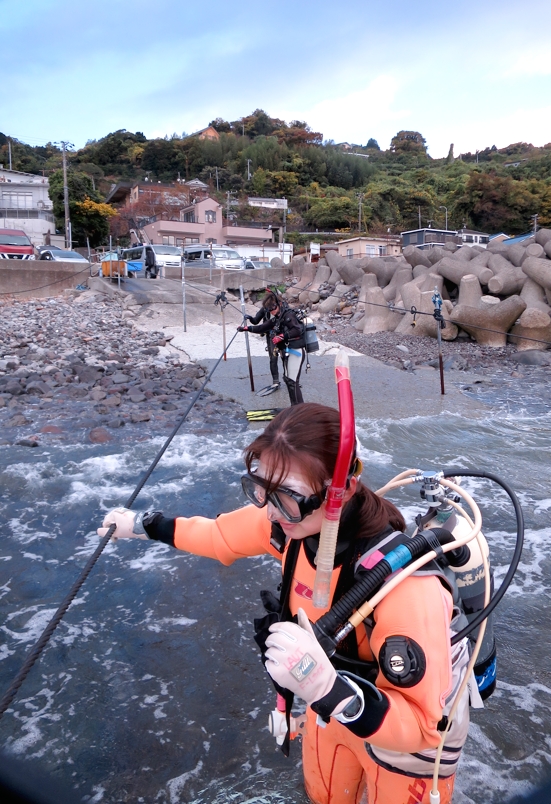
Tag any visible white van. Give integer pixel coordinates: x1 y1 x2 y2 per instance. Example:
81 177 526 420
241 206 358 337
122 244 182 278
183 244 245 271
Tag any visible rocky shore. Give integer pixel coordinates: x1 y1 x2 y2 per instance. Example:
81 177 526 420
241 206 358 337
0 290 245 447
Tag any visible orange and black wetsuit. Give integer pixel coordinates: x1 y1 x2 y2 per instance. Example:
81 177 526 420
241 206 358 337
144 502 469 804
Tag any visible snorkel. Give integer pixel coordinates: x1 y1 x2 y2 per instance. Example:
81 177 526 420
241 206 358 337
313 349 356 608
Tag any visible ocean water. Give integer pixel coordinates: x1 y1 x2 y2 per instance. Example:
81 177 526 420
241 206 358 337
0 400 550 802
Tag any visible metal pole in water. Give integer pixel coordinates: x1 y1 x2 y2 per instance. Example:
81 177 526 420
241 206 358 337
182 256 187 333
240 284 255 391
432 288 445 395
437 320 445 395
221 263 227 360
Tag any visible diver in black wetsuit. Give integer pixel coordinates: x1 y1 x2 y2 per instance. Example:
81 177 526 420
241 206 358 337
245 294 281 396
238 291 306 406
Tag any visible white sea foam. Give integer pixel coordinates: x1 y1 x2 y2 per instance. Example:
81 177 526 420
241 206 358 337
166 760 204 804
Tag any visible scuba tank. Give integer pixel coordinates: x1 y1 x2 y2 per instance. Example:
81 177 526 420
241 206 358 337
303 316 319 353
415 474 496 699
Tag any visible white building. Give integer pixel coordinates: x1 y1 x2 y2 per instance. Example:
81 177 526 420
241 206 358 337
0 168 61 247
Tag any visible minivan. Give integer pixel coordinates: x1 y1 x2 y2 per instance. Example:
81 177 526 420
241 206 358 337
183 244 245 271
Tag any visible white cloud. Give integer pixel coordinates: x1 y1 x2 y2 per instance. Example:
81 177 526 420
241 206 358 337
504 48 551 77
281 75 407 145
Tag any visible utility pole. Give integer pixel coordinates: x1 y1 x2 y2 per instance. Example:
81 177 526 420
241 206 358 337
56 141 74 249
356 192 364 233
418 206 422 228
439 205 448 230
531 214 538 235
246 159 252 181
8 140 12 171
215 167 219 191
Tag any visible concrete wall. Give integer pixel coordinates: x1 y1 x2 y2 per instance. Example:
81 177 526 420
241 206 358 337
181 265 289 291
0 260 91 300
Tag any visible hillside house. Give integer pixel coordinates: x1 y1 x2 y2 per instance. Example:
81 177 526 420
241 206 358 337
336 235 401 259
142 196 273 249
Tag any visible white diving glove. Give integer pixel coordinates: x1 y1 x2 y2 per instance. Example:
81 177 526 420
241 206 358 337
265 608 358 718
97 508 151 541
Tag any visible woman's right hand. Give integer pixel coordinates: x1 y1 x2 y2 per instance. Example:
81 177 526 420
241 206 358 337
97 508 150 541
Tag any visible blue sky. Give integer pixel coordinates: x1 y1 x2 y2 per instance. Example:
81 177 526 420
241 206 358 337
1 0 550 158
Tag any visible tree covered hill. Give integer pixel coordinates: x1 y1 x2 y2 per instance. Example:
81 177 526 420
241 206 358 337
1 111 550 240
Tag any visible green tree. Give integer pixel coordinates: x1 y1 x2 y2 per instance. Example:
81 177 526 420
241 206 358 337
49 170 113 246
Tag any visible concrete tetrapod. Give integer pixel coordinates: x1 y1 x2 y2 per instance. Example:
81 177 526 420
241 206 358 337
520 278 551 313
307 264 331 303
364 257 395 287
357 273 379 313
522 257 551 291
403 245 432 269
509 308 551 351
535 228 551 247
362 286 402 334
286 260 317 300
318 283 348 314
450 295 527 347
438 256 493 287
336 259 365 286
382 266 413 302
458 274 483 308
487 265 526 295
395 288 457 340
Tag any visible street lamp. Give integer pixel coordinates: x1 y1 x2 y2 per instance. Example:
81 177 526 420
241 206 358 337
439 205 448 230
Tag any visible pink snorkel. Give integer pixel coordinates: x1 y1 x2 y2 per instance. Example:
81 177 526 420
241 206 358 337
313 350 356 608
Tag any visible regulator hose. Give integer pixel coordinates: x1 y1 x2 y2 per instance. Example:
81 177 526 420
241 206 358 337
443 469 524 646
313 527 462 656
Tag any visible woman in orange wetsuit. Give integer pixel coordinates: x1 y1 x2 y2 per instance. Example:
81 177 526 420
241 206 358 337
98 403 470 804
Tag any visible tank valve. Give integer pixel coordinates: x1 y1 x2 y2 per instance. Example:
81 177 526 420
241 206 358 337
419 471 446 507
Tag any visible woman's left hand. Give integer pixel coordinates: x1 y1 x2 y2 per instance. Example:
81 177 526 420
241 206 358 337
265 609 337 704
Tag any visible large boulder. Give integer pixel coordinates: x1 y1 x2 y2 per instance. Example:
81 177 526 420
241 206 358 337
270 257 285 269
522 256 551 291
450 295 527 347
509 308 551 351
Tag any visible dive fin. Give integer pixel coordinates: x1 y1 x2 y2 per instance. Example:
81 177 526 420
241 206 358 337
246 408 282 422
256 383 281 397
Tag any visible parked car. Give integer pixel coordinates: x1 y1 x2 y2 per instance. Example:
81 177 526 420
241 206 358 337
0 229 34 260
244 259 271 270
183 244 245 271
38 248 88 263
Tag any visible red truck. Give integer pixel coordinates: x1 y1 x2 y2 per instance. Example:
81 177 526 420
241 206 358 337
0 228 35 259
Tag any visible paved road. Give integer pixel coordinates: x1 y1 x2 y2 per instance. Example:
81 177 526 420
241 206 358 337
91 277 485 421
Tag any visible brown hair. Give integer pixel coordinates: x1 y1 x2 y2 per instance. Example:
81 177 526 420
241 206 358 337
262 291 280 312
244 402 405 540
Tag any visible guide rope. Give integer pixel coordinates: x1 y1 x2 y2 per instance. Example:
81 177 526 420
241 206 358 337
0 329 240 721
172 276 551 349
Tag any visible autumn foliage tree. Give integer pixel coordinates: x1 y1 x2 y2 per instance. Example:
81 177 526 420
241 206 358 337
49 170 115 246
